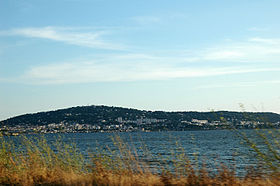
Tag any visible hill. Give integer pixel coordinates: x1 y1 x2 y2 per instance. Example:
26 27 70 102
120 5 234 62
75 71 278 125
1 105 280 132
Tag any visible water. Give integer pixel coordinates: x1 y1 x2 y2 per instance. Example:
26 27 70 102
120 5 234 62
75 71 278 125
6 129 278 176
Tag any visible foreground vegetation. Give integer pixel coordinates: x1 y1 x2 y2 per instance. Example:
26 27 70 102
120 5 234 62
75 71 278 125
0 130 279 186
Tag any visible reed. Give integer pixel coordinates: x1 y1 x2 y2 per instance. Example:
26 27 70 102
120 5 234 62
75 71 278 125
0 134 279 186
230 105 280 175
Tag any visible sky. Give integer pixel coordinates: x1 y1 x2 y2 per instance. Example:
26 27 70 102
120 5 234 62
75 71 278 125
1 0 280 120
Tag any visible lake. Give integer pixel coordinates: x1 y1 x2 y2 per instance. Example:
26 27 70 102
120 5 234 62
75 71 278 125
5 129 277 177
31 129 275 176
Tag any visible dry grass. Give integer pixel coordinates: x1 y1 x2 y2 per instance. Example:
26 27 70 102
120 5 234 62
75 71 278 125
0 134 279 186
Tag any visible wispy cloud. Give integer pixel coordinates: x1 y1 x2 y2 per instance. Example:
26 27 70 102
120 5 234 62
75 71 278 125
131 16 161 24
248 37 280 45
1 27 125 50
0 77 17 83
203 50 244 61
21 53 280 84
248 27 270 32
183 37 280 63
3 35 280 84
194 80 280 90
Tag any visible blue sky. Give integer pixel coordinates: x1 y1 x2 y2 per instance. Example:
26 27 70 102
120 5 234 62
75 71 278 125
1 0 280 120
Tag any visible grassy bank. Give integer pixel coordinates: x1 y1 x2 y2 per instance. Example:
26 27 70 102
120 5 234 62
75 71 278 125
0 133 279 186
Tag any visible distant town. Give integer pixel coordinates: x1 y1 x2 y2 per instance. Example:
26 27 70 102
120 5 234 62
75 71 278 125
1 105 280 135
